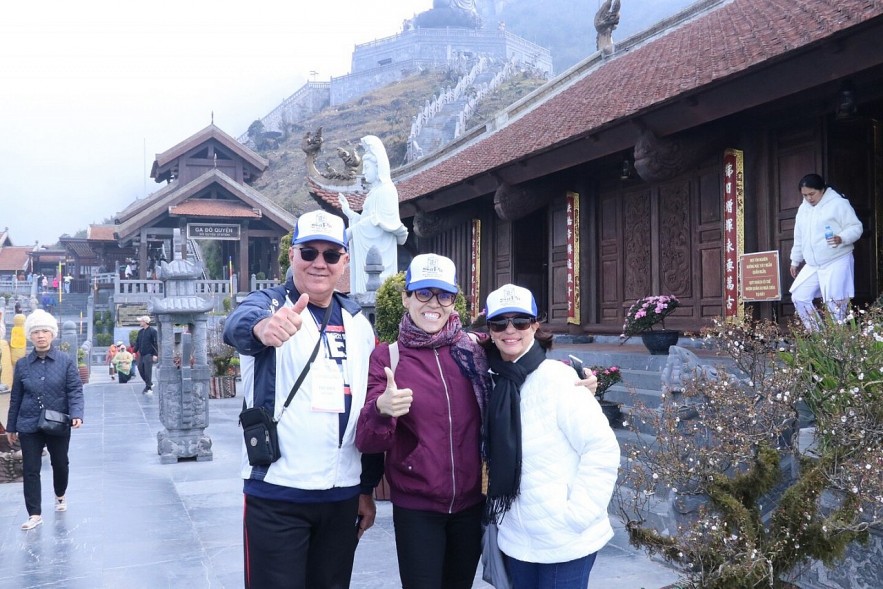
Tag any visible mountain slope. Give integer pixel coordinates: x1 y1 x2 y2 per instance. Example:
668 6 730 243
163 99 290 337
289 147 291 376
250 68 546 215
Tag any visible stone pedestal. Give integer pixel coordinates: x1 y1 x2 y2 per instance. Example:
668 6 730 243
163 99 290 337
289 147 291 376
151 230 215 463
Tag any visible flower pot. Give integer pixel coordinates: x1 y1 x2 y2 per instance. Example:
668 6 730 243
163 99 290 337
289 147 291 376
78 365 90 384
599 400 622 428
210 376 236 399
640 329 680 355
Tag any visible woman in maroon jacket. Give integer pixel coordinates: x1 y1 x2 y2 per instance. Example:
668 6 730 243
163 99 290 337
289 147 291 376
357 254 489 589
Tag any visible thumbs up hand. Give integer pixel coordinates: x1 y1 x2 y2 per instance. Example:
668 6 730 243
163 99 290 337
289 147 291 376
376 367 413 417
253 293 310 347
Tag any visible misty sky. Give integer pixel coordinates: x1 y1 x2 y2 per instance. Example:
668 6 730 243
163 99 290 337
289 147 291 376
1 0 690 247
0 0 433 246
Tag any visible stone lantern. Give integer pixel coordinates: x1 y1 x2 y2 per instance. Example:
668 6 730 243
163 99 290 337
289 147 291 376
150 232 214 463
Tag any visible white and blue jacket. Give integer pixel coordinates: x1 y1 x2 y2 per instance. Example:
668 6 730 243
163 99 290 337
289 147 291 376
223 280 380 496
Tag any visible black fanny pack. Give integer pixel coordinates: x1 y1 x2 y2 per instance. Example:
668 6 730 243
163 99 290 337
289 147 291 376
239 406 280 466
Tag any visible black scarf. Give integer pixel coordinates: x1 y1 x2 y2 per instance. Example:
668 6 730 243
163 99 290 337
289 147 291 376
484 340 546 524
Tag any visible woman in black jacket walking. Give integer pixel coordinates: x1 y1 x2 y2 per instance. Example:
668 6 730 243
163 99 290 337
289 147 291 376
5 309 84 530
133 315 158 395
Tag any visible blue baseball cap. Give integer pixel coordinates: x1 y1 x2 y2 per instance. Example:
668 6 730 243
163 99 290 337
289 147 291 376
292 210 348 249
405 254 458 293
485 284 538 319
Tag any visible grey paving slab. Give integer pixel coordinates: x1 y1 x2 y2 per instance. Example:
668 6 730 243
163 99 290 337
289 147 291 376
0 364 681 588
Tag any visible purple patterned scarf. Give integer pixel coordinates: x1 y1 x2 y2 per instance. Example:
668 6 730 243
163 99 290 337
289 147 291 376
397 312 490 418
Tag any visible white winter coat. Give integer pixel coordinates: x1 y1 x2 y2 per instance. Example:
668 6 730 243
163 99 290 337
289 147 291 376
496 359 620 563
790 187 863 268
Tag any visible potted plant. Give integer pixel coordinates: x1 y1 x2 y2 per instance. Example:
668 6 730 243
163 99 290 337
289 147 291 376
76 347 89 384
620 294 680 354
590 365 623 426
207 321 237 399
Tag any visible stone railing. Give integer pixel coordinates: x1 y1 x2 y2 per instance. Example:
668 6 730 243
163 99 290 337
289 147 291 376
406 56 490 163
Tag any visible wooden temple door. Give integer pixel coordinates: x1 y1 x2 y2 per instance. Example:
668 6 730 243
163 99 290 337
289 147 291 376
596 165 725 334
828 118 880 306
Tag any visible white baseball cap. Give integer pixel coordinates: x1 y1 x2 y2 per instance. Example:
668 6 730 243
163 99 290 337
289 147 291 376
485 284 538 319
405 254 458 293
292 210 348 249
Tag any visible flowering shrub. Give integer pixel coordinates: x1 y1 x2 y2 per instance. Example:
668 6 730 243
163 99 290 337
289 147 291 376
621 295 680 341
616 313 882 588
590 365 622 401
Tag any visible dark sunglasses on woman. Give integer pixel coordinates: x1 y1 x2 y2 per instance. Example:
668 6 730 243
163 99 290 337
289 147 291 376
298 247 344 264
411 288 456 306
487 316 535 333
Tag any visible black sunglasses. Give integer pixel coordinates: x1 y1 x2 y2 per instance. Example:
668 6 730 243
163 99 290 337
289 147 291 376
487 316 536 333
298 247 343 265
411 288 456 306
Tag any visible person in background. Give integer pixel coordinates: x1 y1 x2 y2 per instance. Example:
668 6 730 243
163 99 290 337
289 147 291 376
112 343 135 384
357 254 489 588
9 313 27 367
789 173 863 330
133 316 158 395
105 342 119 381
223 209 382 589
482 284 619 589
6 309 84 530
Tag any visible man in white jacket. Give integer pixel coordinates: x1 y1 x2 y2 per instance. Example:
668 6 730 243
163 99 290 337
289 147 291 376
789 174 863 330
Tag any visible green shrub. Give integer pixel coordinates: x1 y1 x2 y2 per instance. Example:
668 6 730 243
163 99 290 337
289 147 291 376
222 297 232 313
95 333 113 347
278 233 292 278
373 271 469 343
374 272 406 343
128 330 139 347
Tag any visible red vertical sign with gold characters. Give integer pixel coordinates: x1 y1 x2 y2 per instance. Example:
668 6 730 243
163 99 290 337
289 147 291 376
723 149 745 318
566 192 580 324
470 219 481 321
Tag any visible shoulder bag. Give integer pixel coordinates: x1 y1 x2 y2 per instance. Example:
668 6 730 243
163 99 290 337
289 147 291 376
36 390 71 436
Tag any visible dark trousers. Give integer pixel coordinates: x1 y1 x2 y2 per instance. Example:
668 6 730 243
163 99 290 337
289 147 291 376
243 493 360 589
506 551 598 589
392 501 483 589
137 354 154 389
19 431 71 516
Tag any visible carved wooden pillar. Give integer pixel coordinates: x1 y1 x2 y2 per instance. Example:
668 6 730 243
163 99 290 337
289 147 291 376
239 221 250 292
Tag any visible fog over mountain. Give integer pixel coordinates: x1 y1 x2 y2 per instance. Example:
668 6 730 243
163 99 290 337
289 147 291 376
479 0 700 73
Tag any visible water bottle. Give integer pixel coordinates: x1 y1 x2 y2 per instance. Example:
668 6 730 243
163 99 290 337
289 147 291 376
824 224 837 247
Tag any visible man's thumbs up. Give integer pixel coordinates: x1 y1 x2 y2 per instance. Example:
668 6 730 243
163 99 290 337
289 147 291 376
253 293 310 347
376 366 413 417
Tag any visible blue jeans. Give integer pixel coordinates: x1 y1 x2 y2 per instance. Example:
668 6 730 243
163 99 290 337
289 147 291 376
506 552 597 589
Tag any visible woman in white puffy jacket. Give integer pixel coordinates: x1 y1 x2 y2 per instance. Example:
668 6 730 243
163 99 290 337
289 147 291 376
789 173 863 330
482 284 620 588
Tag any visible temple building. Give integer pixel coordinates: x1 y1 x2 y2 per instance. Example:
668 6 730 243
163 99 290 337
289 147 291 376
373 0 883 334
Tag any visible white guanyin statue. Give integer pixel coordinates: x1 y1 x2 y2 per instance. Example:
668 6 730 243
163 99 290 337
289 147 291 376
338 135 408 294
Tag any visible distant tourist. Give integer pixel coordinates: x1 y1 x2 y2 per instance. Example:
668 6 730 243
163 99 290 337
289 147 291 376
133 316 158 396
789 173 863 330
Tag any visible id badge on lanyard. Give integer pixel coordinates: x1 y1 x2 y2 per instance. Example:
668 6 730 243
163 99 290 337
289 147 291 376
310 357 345 413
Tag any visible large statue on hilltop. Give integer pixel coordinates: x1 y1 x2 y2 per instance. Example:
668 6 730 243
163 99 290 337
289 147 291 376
413 0 481 29
338 136 409 294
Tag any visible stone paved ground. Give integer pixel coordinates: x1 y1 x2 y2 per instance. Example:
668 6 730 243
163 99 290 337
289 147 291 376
0 365 680 588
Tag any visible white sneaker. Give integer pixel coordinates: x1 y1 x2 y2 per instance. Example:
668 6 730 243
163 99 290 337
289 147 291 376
21 515 43 530
55 496 67 512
